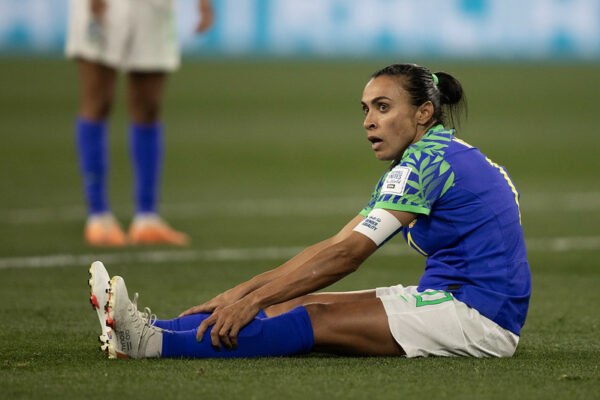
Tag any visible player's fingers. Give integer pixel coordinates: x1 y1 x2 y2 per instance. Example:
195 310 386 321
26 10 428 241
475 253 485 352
179 306 197 317
210 320 223 350
180 306 203 317
229 325 240 349
195 13 214 32
219 324 233 350
195 22 206 33
179 303 212 317
196 315 215 341
195 4 214 33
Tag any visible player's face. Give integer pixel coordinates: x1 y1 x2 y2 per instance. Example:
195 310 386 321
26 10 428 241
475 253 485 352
361 76 422 161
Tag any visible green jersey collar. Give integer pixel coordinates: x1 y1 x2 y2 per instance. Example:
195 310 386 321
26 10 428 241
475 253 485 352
399 124 454 162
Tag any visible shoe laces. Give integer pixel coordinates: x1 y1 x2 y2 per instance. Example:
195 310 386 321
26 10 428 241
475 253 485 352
143 307 157 327
130 293 164 357
130 293 157 327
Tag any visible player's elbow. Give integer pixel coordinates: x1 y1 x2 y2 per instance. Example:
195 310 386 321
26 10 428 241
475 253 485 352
335 233 377 272
331 243 365 274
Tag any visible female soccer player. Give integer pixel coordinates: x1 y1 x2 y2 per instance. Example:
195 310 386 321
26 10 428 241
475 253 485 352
66 0 214 246
89 63 531 358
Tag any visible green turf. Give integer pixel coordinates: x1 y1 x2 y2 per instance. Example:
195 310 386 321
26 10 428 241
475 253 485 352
0 59 598 399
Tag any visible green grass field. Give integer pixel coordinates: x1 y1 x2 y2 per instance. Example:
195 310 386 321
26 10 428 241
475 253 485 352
0 58 598 399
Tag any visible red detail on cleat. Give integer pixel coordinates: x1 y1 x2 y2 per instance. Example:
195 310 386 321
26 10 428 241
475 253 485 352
90 293 100 309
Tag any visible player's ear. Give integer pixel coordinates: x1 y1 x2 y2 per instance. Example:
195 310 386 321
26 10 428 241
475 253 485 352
416 101 434 125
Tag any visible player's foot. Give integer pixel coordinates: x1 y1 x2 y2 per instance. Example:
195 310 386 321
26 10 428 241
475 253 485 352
128 214 189 246
106 276 164 359
88 261 113 350
84 213 127 247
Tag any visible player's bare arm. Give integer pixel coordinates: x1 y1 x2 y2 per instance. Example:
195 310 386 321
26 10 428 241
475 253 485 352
179 214 366 317
196 229 378 348
195 0 215 33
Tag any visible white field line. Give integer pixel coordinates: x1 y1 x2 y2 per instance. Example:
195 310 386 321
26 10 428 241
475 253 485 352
1 235 599 270
1 197 366 224
2 191 600 225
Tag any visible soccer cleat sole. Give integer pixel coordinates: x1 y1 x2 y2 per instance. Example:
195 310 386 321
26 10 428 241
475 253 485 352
88 270 99 310
98 335 118 360
89 262 115 357
106 341 117 359
88 262 110 310
105 276 118 359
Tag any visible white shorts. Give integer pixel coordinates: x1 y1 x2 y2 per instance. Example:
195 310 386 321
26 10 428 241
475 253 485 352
376 285 519 358
65 0 180 71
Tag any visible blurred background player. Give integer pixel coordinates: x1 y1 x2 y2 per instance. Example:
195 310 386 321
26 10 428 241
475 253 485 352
65 0 214 246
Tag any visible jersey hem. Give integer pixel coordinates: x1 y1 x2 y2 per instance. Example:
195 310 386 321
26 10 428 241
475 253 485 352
374 204 430 216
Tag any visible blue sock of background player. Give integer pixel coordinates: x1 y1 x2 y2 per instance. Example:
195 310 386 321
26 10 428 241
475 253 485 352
161 306 313 358
76 118 109 214
153 310 268 331
76 119 163 215
129 122 163 214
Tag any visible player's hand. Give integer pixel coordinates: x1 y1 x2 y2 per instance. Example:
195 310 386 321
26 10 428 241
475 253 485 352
90 0 107 20
178 291 231 317
195 0 214 33
196 298 259 350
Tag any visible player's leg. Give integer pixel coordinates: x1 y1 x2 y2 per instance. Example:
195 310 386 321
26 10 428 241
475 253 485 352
78 59 117 120
160 297 402 358
306 298 404 356
155 290 374 330
106 276 308 359
76 59 126 246
126 72 189 246
154 310 268 331
106 276 401 359
127 71 167 125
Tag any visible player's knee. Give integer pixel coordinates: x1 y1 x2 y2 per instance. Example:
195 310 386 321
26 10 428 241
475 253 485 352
303 303 346 346
303 303 332 329
80 97 113 120
130 102 161 124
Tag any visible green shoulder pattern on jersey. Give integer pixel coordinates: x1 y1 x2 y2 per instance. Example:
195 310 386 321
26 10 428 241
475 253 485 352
360 125 455 216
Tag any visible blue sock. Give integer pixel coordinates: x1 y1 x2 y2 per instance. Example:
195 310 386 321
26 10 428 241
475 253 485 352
154 313 210 331
154 309 267 331
161 306 313 358
76 117 109 215
129 122 163 214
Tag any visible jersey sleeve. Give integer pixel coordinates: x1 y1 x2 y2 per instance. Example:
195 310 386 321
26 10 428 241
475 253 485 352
373 150 455 216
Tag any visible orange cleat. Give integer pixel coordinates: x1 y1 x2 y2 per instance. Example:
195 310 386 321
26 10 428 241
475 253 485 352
84 213 127 247
128 214 189 246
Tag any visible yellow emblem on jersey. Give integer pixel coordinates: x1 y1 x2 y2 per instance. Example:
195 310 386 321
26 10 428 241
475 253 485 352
407 218 428 256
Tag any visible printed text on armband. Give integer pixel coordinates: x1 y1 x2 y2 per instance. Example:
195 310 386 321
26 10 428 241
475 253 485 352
361 215 382 231
352 208 403 246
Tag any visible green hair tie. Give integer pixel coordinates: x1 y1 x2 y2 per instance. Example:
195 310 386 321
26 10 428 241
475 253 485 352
432 73 439 85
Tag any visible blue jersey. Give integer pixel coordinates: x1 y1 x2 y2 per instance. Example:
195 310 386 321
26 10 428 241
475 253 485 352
361 125 531 335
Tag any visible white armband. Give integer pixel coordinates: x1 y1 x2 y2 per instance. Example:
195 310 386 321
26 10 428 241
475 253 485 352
353 208 403 246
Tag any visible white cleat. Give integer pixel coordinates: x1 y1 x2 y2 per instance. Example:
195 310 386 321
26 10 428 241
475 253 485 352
88 261 113 348
106 276 164 359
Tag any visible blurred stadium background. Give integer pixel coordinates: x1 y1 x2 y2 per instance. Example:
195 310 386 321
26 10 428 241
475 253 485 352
1 0 598 399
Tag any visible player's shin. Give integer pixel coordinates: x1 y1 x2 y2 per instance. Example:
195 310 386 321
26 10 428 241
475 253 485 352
161 306 313 358
154 309 268 331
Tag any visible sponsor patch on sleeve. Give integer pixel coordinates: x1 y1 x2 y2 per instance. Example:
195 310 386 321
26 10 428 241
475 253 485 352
380 166 411 197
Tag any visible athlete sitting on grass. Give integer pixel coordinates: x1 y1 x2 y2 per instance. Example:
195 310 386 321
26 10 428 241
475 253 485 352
88 63 531 359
